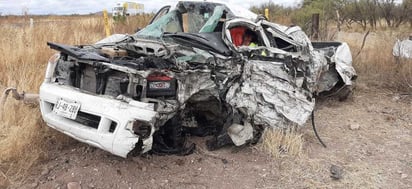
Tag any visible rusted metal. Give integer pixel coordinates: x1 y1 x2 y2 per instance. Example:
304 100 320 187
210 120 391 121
0 87 39 120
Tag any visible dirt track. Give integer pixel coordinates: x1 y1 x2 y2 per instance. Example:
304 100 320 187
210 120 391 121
15 84 412 189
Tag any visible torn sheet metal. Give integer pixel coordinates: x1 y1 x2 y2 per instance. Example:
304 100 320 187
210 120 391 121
176 70 218 104
312 42 357 92
226 60 315 127
393 38 412 59
308 50 331 92
333 42 356 85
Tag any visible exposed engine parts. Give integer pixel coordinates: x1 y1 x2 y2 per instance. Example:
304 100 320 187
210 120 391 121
35 1 356 157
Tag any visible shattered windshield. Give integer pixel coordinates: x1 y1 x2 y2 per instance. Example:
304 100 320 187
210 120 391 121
136 2 225 38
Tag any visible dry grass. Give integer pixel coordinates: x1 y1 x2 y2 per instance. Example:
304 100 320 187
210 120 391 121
0 14 150 185
259 127 304 159
335 29 412 93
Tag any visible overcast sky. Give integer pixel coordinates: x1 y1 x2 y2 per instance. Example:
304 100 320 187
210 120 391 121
0 0 298 15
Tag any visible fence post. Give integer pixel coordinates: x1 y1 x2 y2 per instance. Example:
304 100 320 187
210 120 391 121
103 9 111 37
311 13 320 40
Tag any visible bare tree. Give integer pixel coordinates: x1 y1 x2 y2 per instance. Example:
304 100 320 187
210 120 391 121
377 0 396 27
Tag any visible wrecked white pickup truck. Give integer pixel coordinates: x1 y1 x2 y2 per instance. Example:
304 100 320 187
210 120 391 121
39 0 356 157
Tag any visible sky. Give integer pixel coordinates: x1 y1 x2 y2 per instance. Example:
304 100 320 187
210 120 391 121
0 0 299 15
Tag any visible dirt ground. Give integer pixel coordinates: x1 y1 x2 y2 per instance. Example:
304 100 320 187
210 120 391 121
10 82 412 189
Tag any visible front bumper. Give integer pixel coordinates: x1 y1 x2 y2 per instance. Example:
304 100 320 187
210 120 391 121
39 82 157 157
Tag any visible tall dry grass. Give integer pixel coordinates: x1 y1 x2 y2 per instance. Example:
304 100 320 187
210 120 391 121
0 14 150 184
335 29 412 93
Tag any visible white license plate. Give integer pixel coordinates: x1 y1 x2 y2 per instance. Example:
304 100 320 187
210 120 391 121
53 99 81 120
149 81 170 89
